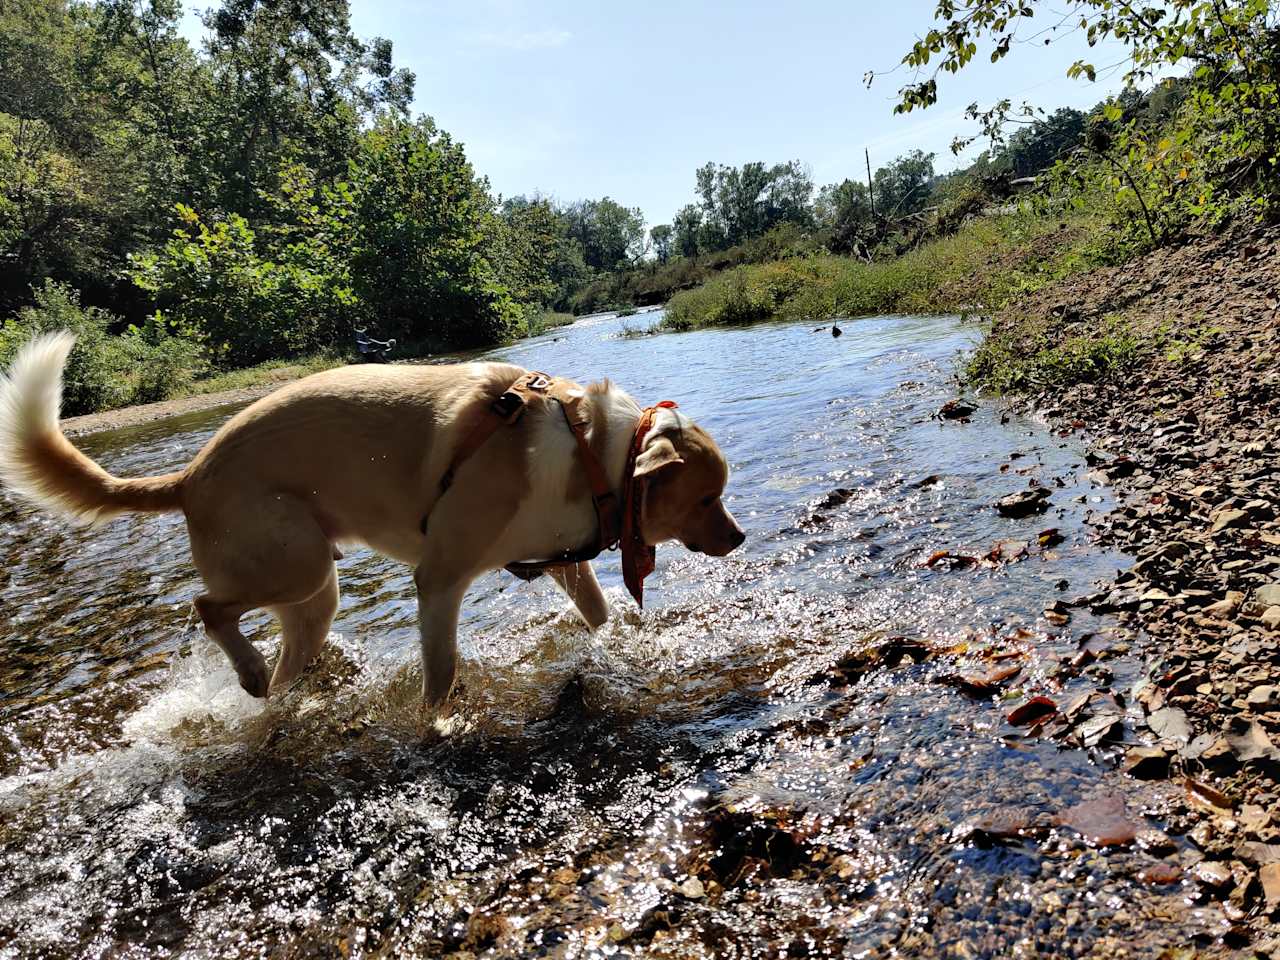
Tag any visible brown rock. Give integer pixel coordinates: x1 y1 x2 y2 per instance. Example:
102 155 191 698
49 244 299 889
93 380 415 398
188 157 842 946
1058 794 1138 847
1210 508 1249 533
1261 863 1280 911
1123 746 1171 780
1203 591 1245 619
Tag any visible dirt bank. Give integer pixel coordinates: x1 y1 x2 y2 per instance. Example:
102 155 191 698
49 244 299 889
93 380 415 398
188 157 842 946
979 222 1280 946
60 368 307 437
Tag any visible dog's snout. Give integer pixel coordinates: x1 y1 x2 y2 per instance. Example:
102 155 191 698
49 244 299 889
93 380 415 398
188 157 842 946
729 527 746 549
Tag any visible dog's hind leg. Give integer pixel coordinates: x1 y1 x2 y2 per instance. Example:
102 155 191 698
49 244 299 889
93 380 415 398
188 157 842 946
195 595 270 697
187 494 336 698
268 565 339 693
547 561 609 629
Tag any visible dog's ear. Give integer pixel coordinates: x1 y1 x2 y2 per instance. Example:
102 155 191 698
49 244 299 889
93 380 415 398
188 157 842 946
633 436 684 478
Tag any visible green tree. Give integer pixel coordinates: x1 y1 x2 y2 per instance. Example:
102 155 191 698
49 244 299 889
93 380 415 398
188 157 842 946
563 197 646 272
495 195 589 308
691 160 814 250
672 204 705 258
871 150 936 218
814 179 873 253
876 0 1280 218
346 116 517 347
649 223 674 263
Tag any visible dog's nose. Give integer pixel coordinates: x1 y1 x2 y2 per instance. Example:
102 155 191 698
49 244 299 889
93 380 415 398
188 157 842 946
730 527 746 549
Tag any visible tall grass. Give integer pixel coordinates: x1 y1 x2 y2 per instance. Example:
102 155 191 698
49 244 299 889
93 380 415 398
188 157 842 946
661 212 1100 332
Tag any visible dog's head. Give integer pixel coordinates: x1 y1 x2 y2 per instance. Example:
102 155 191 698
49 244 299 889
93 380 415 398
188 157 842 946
633 409 745 557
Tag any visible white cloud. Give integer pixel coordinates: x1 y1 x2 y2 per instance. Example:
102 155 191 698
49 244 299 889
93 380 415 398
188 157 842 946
472 28 571 51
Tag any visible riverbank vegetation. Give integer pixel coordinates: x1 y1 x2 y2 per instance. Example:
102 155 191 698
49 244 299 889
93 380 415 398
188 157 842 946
4 0 1277 414
655 2 1280 350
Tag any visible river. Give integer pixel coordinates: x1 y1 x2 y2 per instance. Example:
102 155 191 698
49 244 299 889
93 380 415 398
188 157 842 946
0 312 1212 957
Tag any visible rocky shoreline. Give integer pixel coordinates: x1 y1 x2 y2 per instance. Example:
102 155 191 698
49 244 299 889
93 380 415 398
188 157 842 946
983 222 1280 948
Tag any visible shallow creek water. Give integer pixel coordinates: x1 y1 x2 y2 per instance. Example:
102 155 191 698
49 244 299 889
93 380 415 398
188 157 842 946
0 313 1220 958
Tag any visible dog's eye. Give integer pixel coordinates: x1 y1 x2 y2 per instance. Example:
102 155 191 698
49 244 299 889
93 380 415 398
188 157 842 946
700 495 716 508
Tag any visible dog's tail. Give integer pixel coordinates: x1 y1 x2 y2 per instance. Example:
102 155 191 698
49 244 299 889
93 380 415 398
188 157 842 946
0 332 184 523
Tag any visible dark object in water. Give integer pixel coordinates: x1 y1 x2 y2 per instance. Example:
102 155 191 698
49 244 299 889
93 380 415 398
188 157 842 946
994 488 1052 518
831 323 843 338
937 398 977 420
354 328 397 363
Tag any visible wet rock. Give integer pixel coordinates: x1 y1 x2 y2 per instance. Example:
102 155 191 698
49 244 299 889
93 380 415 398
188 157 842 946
678 877 705 899
994 488 1052 518
938 398 977 420
1124 746 1171 780
1058 794 1138 847
1192 860 1234 891
1138 862 1182 885
816 488 855 509
1136 828 1177 855
1248 686 1280 712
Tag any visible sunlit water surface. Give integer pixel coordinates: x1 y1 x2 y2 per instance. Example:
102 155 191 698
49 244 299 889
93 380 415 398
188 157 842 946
0 313 1205 958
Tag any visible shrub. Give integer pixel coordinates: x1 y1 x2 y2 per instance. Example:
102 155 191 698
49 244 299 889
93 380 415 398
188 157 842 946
0 281 205 415
132 203 357 368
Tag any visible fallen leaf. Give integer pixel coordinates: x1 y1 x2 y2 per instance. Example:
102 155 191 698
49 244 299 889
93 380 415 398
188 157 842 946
1147 707 1192 746
1185 776 1233 816
1038 528 1065 548
1007 696 1058 726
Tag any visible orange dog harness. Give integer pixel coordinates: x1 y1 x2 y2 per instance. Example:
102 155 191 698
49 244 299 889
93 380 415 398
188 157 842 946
428 371 675 607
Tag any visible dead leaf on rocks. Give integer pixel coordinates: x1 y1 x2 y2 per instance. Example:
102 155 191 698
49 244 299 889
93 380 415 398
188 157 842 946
1076 714 1123 748
1147 706 1192 746
1007 696 1058 726
1058 794 1139 847
924 550 979 570
1185 777 1234 816
937 664 1022 697
1038 527 1065 548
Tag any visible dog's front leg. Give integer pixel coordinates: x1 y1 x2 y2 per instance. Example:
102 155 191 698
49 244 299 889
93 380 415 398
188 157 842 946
548 560 609 629
414 568 470 707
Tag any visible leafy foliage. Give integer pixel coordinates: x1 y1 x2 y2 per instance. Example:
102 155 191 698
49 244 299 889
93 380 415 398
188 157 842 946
0 280 203 414
872 0 1280 228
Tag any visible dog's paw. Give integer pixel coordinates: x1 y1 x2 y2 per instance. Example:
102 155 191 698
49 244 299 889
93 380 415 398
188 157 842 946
237 660 271 698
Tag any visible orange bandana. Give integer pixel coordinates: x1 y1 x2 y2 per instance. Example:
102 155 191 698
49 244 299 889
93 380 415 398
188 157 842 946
620 400 678 608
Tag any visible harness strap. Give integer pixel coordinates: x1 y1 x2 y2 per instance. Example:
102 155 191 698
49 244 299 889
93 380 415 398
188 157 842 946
543 379 621 550
437 371 554 496
424 371 622 579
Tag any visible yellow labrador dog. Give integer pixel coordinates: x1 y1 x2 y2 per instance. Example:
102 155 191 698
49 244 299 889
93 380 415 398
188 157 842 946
0 333 744 705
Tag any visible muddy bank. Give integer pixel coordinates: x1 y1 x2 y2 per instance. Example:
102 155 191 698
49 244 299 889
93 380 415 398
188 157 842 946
977 222 1280 947
60 369 308 437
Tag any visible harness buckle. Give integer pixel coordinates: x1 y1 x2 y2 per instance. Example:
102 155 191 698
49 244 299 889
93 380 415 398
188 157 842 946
490 389 525 422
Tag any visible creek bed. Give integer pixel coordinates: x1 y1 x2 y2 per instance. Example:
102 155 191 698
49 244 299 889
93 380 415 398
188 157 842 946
0 313 1213 957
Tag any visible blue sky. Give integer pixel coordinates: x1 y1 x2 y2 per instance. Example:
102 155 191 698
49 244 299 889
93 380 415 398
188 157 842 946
182 1 1139 228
